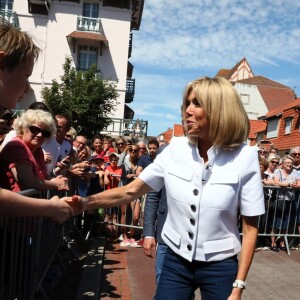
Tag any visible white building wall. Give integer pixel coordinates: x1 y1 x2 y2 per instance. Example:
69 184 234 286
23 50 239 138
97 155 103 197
234 83 268 120
13 1 131 119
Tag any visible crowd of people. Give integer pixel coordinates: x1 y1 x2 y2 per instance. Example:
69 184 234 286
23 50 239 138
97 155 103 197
0 102 160 245
258 145 300 252
2 21 300 300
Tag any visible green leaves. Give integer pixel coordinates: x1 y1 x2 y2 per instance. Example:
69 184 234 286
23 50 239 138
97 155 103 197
41 57 119 138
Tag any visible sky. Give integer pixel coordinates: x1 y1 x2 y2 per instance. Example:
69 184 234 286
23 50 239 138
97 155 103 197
128 0 300 137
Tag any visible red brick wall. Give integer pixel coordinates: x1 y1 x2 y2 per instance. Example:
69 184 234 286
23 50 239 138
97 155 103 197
266 108 300 152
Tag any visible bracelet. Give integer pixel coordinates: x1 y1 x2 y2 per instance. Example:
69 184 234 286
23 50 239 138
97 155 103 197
232 279 246 289
82 197 89 211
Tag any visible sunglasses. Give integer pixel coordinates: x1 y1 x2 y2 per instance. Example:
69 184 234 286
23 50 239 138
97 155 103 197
129 149 138 153
271 161 279 165
65 134 72 138
292 153 300 156
117 142 124 146
28 125 51 138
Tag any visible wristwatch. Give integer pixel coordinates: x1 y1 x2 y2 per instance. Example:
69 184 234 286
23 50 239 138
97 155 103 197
232 279 246 289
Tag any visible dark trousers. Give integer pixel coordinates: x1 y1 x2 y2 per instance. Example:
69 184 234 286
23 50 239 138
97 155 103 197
155 248 238 300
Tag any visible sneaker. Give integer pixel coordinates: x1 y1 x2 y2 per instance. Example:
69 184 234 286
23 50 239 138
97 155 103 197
120 239 131 247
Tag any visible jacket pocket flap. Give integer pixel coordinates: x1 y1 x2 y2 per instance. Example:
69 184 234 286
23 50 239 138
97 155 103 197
167 163 194 181
203 237 234 254
210 172 238 184
163 222 181 246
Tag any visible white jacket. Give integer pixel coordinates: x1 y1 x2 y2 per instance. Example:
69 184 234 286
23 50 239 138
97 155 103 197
139 137 265 262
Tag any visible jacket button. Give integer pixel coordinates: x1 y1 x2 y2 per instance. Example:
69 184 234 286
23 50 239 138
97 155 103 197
193 189 199 196
190 218 195 226
187 244 192 251
188 231 194 239
190 205 196 212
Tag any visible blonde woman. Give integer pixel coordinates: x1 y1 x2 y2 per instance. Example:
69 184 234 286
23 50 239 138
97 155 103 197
69 77 265 300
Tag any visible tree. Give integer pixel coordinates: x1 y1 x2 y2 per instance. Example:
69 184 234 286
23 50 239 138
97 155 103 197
41 57 119 139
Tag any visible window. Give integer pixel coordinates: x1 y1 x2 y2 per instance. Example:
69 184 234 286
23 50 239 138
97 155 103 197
256 132 264 144
266 118 279 138
83 2 99 18
240 93 250 105
78 45 97 70
284 117 292 134
0 0 13 11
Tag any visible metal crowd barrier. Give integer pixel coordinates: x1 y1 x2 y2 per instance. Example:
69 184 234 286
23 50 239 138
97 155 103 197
256 186 300 255
0 189 68 300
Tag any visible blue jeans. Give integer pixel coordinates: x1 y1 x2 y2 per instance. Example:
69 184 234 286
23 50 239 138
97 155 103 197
155 243 168 286
155 248 238 300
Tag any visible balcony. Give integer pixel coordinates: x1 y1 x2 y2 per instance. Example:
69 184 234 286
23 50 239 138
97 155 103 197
125 78 135 103
77 16 104 34
0 9 19 28
101 118 148 139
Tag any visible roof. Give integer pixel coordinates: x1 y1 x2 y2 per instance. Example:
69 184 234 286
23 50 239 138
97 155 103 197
263 98 300 118
131 0 144 30
215 58 251 80
235 75 292 89
66 31 108 46
173 124 184 136
249 120 267 139
235 75 295 111
159 124 185 142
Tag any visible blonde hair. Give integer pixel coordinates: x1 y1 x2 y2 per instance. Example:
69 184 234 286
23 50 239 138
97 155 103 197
14 109 56 138
66 127 77 140
181 76 249 150
0 23 40 71
267 153 281 164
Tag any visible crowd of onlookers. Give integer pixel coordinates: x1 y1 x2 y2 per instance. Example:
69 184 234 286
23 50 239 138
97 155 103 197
0 104 164 247
257 144 300 252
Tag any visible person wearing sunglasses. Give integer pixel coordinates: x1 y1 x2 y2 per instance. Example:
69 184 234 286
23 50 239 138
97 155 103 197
262 154 281 186
290 146 300 175
0 109 68 192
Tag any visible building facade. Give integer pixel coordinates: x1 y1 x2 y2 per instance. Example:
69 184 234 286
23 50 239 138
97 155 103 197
1 0 144 136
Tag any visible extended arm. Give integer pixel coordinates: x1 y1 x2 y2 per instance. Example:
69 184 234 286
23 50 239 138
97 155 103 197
0 188 72 223
67 178 152 215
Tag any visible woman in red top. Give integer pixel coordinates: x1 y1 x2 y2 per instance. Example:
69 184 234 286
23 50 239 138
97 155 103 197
0 109 68 192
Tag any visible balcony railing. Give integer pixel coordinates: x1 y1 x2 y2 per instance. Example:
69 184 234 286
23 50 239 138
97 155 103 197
101 118 148 139
77 16 104 33
0 9 19 28
125 78 135 103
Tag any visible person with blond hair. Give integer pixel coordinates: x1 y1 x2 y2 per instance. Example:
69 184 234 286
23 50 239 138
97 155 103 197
68 77 265 299
0 22 73 222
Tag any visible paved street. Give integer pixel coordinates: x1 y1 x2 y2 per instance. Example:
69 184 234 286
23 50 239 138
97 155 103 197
99 242 300 300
